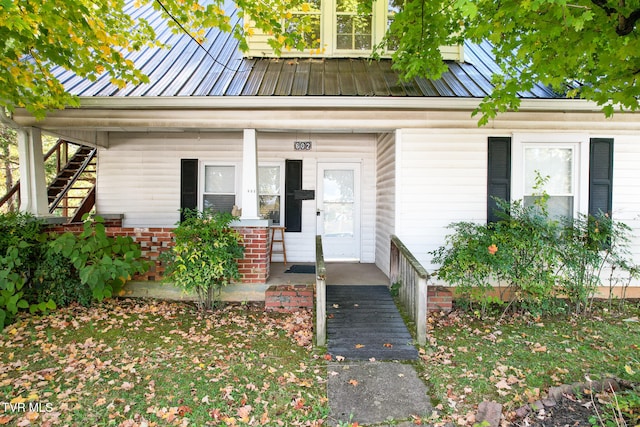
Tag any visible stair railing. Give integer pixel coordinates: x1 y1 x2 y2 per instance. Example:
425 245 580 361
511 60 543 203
0 139 70 212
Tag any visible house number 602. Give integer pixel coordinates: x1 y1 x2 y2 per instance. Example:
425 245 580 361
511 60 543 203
294 141 312 151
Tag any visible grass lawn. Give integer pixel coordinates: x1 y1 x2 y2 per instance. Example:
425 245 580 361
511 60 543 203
1 298 639 426
0 299 327 426
418 303 640 424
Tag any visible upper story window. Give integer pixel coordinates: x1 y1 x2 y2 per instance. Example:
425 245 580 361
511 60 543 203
336 0 372 51
244 0 467 59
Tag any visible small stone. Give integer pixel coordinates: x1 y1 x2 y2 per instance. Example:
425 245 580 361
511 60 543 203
542 398 556 407
515 405 530 418
476 401 503 427
548 387 563 401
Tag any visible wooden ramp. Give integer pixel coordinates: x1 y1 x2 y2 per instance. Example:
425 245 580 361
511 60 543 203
326 285 419 360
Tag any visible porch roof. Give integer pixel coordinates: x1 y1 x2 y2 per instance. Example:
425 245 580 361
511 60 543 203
52 2 561 101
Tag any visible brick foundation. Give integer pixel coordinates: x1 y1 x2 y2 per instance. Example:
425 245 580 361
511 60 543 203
45 220 271 284
428 286 453 313
264 284 315 312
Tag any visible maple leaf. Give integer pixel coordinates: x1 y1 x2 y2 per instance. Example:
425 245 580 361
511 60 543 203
348 379 359 386
236 404 252 422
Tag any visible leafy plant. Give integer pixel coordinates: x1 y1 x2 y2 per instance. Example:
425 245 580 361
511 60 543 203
557 213 633 315
0 212 54 329
30 251 93 308
48 214 150 301
431 187 634 317
430 221 496 316
161 210 244 310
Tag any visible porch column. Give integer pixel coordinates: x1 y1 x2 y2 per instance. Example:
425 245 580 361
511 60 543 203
241 129 260 220
17 127 49 216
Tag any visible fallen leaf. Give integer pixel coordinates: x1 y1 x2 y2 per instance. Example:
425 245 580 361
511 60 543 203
348 379 359 386
383 343 393 348
355 344 365 349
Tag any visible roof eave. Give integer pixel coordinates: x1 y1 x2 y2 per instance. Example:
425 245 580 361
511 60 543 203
73 95 603 113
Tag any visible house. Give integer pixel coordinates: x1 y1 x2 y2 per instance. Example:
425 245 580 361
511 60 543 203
7 0 640 299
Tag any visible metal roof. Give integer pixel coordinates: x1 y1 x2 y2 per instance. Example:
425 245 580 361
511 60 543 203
54 2 561 100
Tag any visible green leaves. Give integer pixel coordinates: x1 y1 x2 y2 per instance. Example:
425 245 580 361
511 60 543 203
161 209 244 310
48 215 150 302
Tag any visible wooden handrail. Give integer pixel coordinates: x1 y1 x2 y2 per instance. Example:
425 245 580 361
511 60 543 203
390 235 430 345
315 235 327 347
0 139 75 211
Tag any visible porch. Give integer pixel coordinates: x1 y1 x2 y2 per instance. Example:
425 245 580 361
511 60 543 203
267 262 389 286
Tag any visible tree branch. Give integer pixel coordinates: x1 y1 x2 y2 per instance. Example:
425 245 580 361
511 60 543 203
590 0 640 35
617 8 640 35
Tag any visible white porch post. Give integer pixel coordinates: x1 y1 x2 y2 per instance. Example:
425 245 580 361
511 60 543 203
17 127 49 216
241 129 260 220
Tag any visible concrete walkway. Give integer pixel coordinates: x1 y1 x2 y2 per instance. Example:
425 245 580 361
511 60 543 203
327 361 433 425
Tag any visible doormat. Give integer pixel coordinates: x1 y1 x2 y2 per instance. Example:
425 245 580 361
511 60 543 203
285 265 316 274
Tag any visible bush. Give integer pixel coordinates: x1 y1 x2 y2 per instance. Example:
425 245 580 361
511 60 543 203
48 214 150 301
161 210 244 310
431 195 635 317
0 212 150 329
30 251 92 307
0 212 53 329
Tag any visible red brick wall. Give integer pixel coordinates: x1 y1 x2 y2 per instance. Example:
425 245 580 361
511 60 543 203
45 223 270 284
264 285 314 312
428 287 453 313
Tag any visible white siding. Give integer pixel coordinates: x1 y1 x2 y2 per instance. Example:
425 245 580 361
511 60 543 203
394 128 640 287
395 129 490 272
610 135 640 266
375 132 395 277
97 131 377 263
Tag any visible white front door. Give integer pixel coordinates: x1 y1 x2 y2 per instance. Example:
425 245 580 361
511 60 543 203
317 162 361 261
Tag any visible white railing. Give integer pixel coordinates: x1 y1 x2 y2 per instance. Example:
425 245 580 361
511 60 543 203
389 235 430 346
315 235 327 346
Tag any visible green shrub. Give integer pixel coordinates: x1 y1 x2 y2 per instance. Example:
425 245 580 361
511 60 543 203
0 212 53 329
30 251 92 307
431 194 635 317
161 210 244 310
48 214 150 301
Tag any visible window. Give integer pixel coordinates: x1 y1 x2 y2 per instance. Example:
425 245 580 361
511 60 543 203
247 0 451 59
336 0 372 51
488 136 614 224
258 165 283 224
202 165 236 213
287 0 321 50
523 146 575 219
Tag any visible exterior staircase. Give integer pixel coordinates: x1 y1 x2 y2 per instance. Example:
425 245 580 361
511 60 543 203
0 140 97 222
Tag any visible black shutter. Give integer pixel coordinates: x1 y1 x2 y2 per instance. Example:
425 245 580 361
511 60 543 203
180 159 198 222
589 138 614 218
487 137 511 223
285 160 303 232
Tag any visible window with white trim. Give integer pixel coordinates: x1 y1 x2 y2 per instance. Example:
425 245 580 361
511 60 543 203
512 134 590 220
258 164 284 224
244 0 465 59
202 164 237 214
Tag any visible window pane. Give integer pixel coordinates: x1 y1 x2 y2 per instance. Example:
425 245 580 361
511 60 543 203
524 148 573 195
259 166 280 195
205 166 235 193
259 195 281 224
203 194 235 214
323 170 354 202
324 203 354 237
524 196 574 219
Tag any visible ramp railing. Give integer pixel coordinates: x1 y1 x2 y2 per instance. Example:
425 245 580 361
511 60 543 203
315 235 327 347
390 235 430 345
